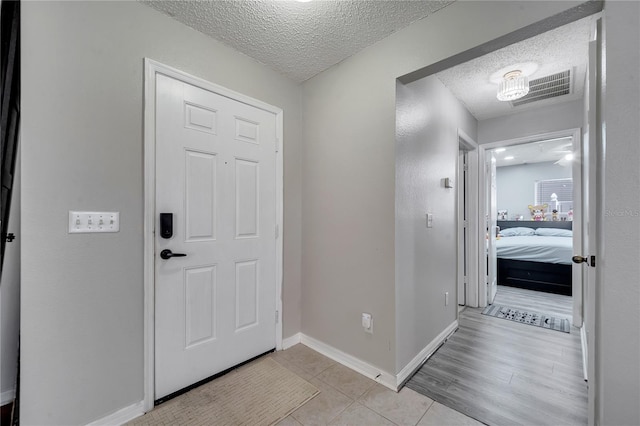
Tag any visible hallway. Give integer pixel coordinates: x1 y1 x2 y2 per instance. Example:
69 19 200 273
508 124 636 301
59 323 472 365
407 286 586 425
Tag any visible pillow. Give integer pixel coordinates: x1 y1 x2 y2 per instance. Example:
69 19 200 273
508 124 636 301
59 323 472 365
535 227 573 237
499 227 535 237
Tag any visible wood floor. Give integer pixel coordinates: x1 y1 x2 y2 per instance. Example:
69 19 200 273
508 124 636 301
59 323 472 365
406 285 587 426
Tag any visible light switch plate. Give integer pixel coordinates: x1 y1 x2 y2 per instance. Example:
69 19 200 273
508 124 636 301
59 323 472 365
69 211 120 233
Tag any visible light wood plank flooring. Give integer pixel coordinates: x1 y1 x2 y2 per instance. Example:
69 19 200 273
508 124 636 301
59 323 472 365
407 285 587 426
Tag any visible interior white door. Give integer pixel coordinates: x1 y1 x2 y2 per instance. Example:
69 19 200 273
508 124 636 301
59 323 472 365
487 151 498 304
457 150 467 306
571 132 584 327
154 74 277 399
577 18 604 413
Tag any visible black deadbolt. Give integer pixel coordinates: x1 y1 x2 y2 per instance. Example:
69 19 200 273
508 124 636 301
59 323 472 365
160 213 173 239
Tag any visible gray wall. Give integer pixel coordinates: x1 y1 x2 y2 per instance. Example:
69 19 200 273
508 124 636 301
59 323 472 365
496 161 572 220
18 1 640 425
599 2 640 424
301 0 587 376
20 2 302 424
1 145 20 405
395 77 477 371
478 100 583 144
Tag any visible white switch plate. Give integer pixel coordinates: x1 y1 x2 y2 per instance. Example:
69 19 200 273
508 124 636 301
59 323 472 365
69 211 120 233
426 213 433 228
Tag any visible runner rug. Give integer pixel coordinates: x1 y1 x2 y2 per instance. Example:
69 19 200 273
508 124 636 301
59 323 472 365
482 304 570 333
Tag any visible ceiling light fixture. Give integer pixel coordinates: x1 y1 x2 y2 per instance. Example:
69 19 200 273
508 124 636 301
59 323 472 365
495 148 506 153
497 70 529 102
504 156 515 160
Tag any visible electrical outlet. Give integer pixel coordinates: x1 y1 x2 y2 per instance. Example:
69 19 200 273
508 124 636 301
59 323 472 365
362 313 373 334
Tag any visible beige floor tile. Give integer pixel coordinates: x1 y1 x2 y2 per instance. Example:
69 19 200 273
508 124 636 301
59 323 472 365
329 402 396 426
359 384 433 426
271 351 317 381
276 415 304 426
417 402 484 426
316 363 376 399
281 344 336 376
291 377 353 425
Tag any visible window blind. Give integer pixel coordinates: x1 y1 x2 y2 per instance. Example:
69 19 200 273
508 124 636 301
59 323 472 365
535 178 573 211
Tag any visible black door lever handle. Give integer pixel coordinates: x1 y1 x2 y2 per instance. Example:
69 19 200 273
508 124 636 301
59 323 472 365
160 249 187 260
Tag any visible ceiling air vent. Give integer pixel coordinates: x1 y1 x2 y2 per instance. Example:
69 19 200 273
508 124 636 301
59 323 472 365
510 70 572 107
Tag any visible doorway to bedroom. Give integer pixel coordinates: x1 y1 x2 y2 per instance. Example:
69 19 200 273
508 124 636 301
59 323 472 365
481 130 583 330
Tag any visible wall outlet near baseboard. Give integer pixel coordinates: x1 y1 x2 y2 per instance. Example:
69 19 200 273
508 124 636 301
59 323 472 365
362 312 373 333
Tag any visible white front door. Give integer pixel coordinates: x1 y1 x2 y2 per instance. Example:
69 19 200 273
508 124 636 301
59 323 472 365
154 73 277 399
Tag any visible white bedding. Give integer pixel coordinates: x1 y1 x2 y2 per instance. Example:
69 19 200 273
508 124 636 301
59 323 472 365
496 235 573 265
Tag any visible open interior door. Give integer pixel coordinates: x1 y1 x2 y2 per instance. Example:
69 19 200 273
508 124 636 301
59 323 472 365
572 131 584 328
486 151 498 304
573 17 604 419
457 150 467 306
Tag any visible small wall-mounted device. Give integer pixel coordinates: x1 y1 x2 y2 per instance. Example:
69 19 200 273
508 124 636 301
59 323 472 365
160 213 173 239
444 177 454 188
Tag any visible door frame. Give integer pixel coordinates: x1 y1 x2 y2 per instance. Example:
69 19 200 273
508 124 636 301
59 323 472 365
457 129 480 308
142 58 284 411
477 128 582 318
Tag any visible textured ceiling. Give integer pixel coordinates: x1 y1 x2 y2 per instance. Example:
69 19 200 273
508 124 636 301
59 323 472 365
142 0 453 82
437 16 594 121
491 137 574 168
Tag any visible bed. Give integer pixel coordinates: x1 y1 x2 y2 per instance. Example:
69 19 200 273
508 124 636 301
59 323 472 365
496 220 573 295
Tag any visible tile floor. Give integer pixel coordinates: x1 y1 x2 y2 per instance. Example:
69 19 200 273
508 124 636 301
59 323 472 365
264 344 484 426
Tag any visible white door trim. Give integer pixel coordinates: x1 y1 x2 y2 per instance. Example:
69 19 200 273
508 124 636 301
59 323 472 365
477 128 582 308
143 58 284 412
457 129 480 308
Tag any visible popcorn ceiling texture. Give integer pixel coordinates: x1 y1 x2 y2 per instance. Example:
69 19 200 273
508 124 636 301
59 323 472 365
142 0 453 82
142 1 592 119
436 16 593 121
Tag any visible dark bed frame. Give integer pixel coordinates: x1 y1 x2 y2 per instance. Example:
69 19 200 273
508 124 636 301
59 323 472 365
497 220 573 296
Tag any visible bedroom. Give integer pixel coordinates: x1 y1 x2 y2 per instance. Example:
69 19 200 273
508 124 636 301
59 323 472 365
492 138 576 299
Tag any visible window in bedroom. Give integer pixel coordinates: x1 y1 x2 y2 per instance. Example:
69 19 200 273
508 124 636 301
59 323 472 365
535 178 573 214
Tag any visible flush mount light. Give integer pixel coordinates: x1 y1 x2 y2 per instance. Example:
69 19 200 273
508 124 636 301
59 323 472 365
495 148 506 153
497 70 529 102
504 156 515 160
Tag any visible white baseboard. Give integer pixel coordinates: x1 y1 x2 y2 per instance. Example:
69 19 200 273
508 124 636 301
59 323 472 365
1 389 15 406
581 324 588 381
282 332 302 350
87 400 145 426
396 320 459 388
300 334 397 391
